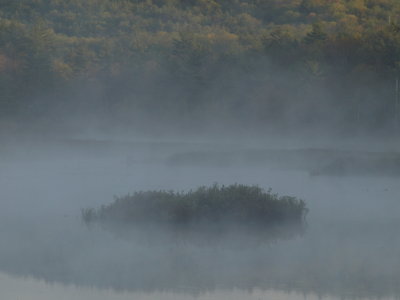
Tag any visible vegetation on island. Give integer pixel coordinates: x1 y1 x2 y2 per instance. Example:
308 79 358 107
82 184 307 237
2 0 400 133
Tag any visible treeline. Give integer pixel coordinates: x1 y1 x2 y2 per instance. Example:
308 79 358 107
1 0 400 134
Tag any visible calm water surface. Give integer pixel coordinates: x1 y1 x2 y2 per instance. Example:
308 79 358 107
3 272 396 300
1 140 399 300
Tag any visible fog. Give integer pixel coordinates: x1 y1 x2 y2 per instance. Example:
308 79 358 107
0 137 399 299
2 0 400 298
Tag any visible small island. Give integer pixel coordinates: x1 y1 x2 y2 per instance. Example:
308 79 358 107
82 184 308 240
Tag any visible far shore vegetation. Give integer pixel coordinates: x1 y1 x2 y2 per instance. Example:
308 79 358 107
2 0 400 134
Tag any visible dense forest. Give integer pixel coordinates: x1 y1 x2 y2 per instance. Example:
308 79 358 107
1 0 400 135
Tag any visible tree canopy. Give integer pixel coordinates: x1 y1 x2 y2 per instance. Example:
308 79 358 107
1 0 400 134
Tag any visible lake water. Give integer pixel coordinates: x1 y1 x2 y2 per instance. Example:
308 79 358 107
1 139 399 300
4 271 400 300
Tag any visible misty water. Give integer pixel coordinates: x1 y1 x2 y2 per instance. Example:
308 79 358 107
1 138 400 300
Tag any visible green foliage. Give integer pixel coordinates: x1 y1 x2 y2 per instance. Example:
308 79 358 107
2 0 400 131
82 184 308 236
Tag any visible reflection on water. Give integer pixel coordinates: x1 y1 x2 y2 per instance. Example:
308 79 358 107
2 272 396 300
1 140 400 300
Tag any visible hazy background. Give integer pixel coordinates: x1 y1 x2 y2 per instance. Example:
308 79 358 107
1 0 400 299
2 0 400 138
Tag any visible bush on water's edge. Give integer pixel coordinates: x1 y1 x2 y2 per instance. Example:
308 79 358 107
82 184 308 238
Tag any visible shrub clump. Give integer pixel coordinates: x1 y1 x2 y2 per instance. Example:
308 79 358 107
82 184 308 237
